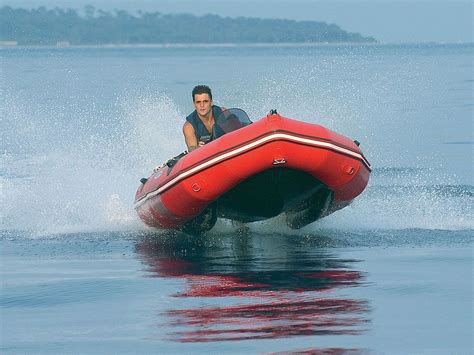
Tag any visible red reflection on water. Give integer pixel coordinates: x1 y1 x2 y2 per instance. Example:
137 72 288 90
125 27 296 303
271 348 366 355
169 296 368 342
137 236 370 343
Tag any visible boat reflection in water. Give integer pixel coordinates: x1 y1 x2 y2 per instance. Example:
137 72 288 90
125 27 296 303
136 231 370 344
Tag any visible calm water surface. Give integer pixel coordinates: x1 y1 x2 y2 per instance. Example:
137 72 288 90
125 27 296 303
1 44 473 353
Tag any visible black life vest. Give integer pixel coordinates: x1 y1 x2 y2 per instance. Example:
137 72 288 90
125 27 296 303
185 105 223 141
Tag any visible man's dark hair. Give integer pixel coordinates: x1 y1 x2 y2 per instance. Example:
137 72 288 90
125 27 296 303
192 85 212 101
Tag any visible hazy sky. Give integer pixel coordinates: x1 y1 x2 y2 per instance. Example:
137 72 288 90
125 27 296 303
4 0 473 43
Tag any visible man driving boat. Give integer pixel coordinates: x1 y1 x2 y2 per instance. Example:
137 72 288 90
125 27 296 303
183 85 224 151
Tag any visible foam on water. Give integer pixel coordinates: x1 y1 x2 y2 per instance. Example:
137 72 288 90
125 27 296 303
1 91 186 235
2 46 472 236
2 90 473 236
123 94 186 170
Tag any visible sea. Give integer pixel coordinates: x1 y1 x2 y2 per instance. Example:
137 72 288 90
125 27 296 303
1 43 473 354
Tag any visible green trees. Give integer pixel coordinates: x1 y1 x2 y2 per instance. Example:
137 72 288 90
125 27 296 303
0 6 376 45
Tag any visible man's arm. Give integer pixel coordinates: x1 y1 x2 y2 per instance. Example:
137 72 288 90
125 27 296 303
183 121 203 152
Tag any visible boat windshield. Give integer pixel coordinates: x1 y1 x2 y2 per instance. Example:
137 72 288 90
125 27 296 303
212 108 252 140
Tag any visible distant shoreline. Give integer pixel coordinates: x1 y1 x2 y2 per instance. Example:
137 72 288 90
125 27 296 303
1 6 376 45
1 42 472 49
0 42 377 49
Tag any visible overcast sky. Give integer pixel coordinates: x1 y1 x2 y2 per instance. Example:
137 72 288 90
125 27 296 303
4 0 473 43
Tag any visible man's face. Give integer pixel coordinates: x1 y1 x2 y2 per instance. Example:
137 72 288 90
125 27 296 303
193 93 213 117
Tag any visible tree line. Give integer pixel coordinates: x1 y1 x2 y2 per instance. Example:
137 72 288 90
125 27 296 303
0 6 376 45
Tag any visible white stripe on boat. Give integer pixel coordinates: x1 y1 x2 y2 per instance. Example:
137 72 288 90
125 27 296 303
134 133 370 209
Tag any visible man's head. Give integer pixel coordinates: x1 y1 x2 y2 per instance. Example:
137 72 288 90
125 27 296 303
192 85 213 118
192 85 212 102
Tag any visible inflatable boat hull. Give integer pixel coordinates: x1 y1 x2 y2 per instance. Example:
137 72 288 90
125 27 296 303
134 112 371 233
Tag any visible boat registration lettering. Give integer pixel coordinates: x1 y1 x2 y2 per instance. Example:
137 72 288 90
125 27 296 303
153 169 164 179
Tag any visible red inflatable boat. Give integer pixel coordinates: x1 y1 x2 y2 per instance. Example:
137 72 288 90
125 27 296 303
134 109 371 233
